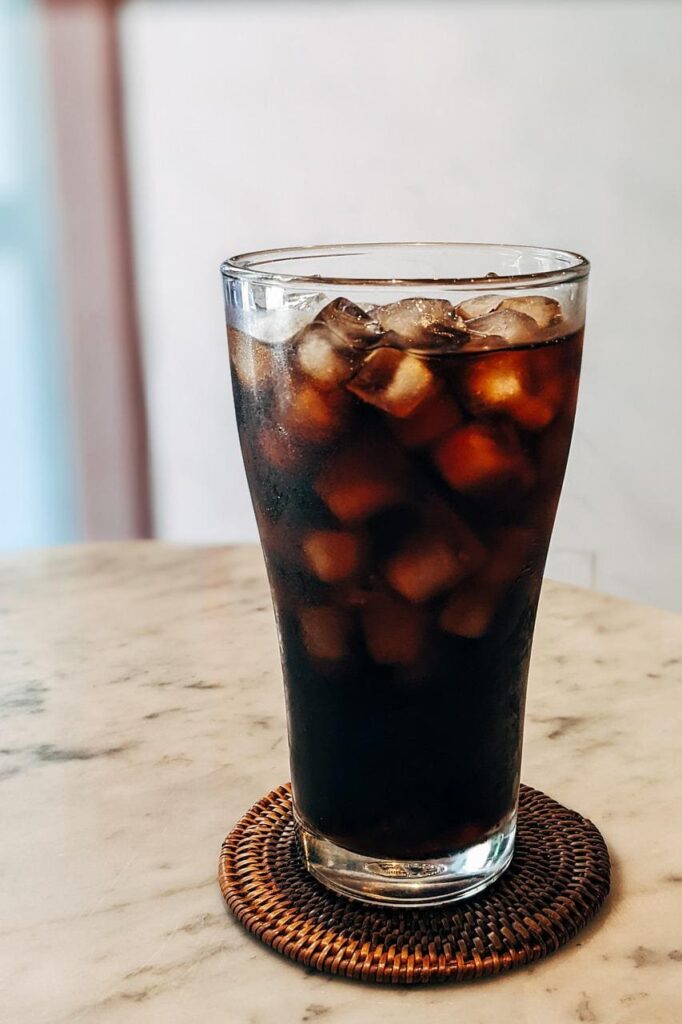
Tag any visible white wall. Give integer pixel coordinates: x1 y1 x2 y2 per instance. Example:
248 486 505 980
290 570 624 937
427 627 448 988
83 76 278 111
119 0 682 612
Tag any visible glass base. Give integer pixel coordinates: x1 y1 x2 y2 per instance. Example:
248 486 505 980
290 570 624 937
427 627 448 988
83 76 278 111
296 812 517 908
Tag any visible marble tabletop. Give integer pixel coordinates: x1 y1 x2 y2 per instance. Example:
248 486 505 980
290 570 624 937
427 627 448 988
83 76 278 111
1 543 681 1023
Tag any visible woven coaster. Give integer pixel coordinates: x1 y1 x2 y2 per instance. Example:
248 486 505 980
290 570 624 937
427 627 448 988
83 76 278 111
219 783 610 984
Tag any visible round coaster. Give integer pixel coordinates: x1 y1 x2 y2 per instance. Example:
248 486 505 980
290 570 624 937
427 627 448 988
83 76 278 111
219 783 610 984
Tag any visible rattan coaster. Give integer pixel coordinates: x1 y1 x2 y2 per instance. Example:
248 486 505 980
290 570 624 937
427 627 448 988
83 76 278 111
219 783 610 984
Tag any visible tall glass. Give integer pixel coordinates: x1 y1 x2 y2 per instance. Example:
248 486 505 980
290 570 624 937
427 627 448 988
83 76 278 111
221 243 588 906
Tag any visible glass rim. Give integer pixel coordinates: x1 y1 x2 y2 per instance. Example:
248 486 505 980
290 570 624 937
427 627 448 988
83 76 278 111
221 241 590 290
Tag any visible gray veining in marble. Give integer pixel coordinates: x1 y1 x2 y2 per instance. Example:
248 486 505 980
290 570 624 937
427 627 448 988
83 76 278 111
0 543 680 1023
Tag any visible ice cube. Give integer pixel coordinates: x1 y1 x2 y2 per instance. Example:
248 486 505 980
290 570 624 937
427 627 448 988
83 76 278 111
499 295 562 329
461 351 562 431
362 593 427 665
463 351 526 409
298 605 351 661
509 393 559 431
314 297 382 347
421 495 487 574
302 529 364 583
433 423 535 495
438 527 536 638
284 384 347 444
347 347 436 418
466 308 541 345
339 578 385 609
295 324 354 389
391 389 463 448
455 295 503 321
384 532 470 603
314 437 406 523
374 297 466 347
229 328 276 391
439 583 497 639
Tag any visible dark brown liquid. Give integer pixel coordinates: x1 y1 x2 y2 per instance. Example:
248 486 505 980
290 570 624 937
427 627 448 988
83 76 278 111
231 315 582 859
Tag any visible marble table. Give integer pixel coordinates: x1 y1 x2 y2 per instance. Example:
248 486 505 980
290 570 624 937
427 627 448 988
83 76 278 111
1 543 681 1023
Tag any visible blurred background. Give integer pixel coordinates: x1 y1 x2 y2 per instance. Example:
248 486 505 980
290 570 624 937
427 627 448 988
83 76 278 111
2 0 681 611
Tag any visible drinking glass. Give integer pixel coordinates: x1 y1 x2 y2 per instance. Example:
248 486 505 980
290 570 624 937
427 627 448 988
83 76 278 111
221 243 588 906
